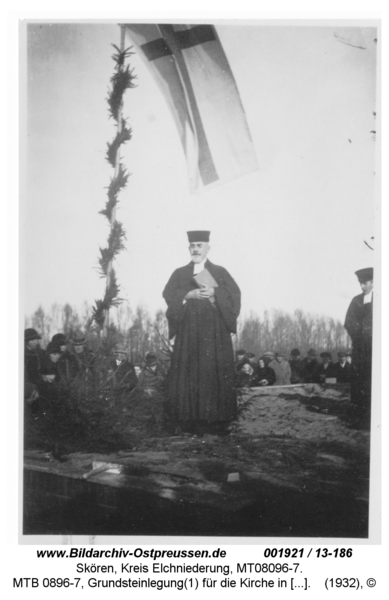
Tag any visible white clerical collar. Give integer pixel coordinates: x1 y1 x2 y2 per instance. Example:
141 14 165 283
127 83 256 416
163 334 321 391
363 290 373 304
193 259 207 274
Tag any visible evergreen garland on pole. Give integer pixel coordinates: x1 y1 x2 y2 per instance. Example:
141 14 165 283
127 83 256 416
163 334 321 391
92 27 136 331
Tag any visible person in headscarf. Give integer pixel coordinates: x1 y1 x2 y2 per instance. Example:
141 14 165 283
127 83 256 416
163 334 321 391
252 357 276 387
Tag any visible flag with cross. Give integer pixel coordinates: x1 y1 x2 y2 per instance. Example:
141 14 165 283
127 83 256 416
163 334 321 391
125 24 259 193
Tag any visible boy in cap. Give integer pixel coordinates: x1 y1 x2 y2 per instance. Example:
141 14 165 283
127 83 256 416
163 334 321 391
163 231 241 435
344 268 373 426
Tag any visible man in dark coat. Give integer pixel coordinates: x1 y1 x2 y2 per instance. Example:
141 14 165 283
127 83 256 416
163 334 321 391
24 328 45 388
38 341 62 404
289 348 304 383
333 351 351 383
344 267 373 426
301 349 319 383
163 231 241 435
24 328 46 416
235 349 247 371
314 352 336 383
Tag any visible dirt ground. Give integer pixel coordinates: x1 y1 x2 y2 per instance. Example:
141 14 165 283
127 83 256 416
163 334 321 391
24 383 371 537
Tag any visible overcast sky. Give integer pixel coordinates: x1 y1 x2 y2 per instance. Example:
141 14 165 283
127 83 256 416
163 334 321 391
22 21 378 324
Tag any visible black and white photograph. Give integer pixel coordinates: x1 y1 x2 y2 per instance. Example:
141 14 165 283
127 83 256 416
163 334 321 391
20 19 379 541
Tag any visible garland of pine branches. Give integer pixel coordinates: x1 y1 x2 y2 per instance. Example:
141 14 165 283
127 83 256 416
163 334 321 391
92 37 136 329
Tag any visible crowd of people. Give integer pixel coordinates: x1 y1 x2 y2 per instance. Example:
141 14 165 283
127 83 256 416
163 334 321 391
24 327 164 422
24 240 373 439
234 347 353 388
24 326 354 418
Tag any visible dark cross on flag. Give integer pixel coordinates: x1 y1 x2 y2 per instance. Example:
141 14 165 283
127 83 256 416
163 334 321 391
141 25 216 60
142 25 218 186
125 24 259 193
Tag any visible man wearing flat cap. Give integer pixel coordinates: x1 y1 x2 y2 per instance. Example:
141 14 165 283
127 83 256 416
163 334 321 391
163 231 241 435
344 267 373 426
71 330 95 376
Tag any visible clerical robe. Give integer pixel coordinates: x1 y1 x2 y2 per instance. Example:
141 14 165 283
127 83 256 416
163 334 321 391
163 260 241 423
344 292 373 414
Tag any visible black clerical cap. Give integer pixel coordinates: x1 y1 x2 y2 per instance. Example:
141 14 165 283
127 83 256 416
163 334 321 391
187 231 210 243
355 267 373 283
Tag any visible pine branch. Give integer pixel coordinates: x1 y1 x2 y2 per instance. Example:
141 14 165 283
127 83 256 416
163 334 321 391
99 197 118 223
93 37 135 330
98 247 112 276
103 269 123 307
92 300 106 328
92 271 123 326
106 122 132 167
98 222 126 276
100 164 130 221
154 326 174 356
108 221 126 256
107 66 137 121
111 44 135 70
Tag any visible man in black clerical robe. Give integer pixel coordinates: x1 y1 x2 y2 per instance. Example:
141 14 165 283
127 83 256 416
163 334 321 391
344 267 373 427
163 231 241 434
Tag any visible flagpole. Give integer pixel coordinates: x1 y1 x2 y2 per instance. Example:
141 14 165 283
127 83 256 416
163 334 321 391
103 25 126 338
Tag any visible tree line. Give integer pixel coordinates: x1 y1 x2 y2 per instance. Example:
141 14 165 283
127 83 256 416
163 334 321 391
237 309 350 358
26 303 350 362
